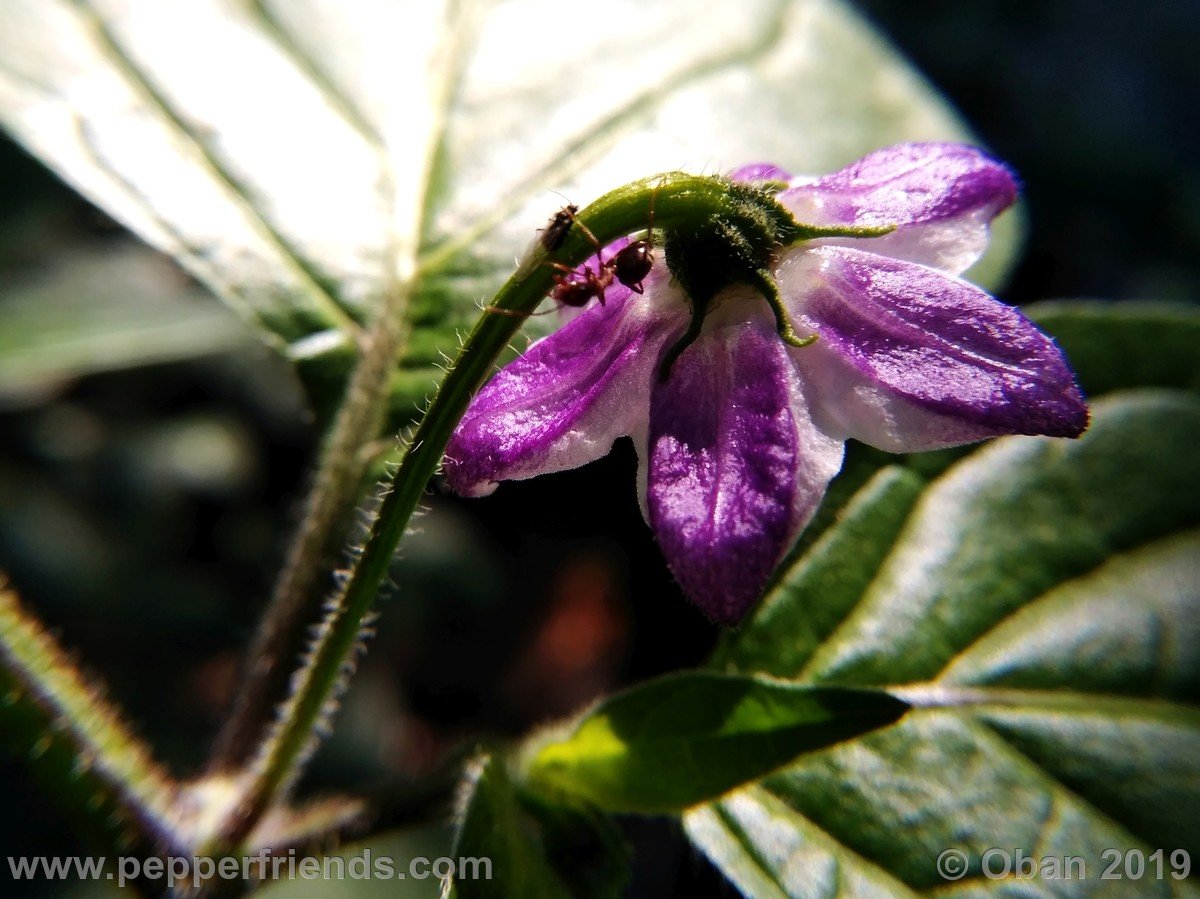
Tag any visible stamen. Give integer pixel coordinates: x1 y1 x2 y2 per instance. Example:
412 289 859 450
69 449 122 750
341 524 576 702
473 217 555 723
788 222 897 242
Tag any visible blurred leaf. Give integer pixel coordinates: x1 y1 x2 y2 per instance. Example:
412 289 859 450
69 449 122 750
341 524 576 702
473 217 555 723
0 244 249 406
0 0 1016 425
1028 299 1200 397
522 672 907 814
688 391 1200 896
451 753 628 899
0 576 178 857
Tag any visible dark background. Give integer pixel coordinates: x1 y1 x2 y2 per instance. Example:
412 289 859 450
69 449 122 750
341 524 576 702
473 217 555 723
1 2 1196 895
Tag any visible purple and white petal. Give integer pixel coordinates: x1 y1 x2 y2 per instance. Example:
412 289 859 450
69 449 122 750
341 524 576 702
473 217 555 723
779 245 1088 452
646 309 843 624
444 288 681 496
728 162 792 183
778 143 1018 274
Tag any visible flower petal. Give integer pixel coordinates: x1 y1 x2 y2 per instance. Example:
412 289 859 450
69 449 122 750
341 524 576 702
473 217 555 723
780 245 1088 452
779 142 1017 274
728 162 792 183
646 309 843 624
445 284 680 496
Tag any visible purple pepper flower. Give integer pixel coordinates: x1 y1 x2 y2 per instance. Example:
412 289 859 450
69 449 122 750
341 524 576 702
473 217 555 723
444 143 1088 625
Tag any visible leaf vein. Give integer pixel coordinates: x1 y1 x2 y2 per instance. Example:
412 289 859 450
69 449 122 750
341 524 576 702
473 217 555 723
931 530 1200 684
68 0 361 335
243 0 386 151
417 0 793 276
973 716 1170 853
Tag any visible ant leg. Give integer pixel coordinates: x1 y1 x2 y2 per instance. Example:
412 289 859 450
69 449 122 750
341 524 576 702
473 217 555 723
568 213 603 251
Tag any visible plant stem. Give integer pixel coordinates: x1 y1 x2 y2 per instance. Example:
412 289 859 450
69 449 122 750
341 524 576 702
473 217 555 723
0 578 180 859
208 290 409 771
201 172 745 858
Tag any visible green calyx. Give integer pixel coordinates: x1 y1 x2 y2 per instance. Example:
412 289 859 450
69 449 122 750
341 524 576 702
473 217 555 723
659 179 816 379
512 172 895 381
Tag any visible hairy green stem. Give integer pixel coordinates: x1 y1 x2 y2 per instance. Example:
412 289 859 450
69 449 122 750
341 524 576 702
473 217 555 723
208 291 408 772
0 579 179 860
199 172 765 861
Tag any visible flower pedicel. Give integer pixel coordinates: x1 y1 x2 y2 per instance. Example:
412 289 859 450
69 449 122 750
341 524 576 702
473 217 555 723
444 144 1088 624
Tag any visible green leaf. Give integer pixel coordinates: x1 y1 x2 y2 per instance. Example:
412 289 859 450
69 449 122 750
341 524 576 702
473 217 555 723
1028 300 1200 397
0 243 250 405
521 672 908 813
0 0 1017 425
687 391 1200 896
713 465 928 678
451 754 629 899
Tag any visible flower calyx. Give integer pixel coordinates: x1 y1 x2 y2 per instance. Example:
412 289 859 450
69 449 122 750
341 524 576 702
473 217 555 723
657 178 895 379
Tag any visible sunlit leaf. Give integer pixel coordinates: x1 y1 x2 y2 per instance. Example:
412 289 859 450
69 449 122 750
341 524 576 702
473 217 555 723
0 0 1017 425
451 754 628 899
522 672 907 813
690 392 1200 896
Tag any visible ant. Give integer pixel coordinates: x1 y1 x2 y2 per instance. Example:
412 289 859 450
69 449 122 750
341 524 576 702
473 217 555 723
492 198 656 317
548 197 656 308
